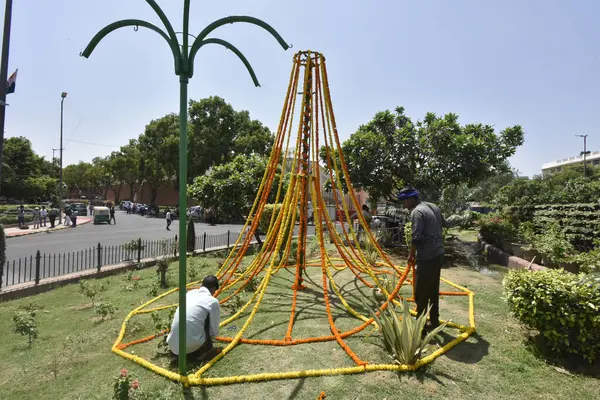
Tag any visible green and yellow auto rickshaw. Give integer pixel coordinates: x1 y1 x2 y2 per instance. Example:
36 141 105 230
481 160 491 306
93 206 110 224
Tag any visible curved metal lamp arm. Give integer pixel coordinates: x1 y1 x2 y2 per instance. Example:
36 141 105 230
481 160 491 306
146 0 180 47
189 38 260 85
80 19 182 75
189 15 290 66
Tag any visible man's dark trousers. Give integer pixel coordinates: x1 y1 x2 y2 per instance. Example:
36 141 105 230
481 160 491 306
415 254 444 327
171 315 213 362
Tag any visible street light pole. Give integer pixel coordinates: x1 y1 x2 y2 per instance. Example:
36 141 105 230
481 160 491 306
0 0 14 193
59 92 67 219
81 0 289 377
576 134 590 178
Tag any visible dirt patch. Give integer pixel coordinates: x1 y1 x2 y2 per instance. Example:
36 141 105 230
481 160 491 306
69 302 93 310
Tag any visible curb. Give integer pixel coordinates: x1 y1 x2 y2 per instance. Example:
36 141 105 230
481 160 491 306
5 218 93 239
477 236 547 271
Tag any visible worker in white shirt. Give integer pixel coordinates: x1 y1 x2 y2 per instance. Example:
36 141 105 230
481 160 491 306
166 275 221 362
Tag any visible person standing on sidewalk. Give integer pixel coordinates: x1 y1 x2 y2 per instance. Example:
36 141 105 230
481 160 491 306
40 206 48 227
32 207 41 229
110 206 116 225
64 206 72 226
166 208 172 231
17 205 25 228
397 186 445 336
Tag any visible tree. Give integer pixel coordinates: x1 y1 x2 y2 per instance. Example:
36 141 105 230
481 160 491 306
119 140 141 202
92 157 113 199
63 162 96 199
1 137 56 201
188 96 273 179
335 107 524 203
24 176 57 203
137 117 177 205
187 154 286 221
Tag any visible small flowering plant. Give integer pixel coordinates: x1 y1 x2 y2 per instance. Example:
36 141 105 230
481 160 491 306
478 213 515 244
112 368 141 400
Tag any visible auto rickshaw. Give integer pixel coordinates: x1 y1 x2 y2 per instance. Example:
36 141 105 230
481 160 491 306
93 206 110 224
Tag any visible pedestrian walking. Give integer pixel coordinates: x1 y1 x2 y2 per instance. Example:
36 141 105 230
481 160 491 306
110 206 116 225
40 206 48 227
48 207 58 228
166 208 172 231
17 205 25 228
32 207 41 229
89 203 94 216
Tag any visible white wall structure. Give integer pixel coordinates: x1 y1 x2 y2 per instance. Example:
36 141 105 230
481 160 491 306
541 151 600 175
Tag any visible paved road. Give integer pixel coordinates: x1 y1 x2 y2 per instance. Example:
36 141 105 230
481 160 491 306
2 212 338 288
5 211 247 261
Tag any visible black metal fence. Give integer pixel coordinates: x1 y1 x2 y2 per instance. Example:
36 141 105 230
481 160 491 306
0 231 236 290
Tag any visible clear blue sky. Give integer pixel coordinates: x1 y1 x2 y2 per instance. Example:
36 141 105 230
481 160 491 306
2 0 599 176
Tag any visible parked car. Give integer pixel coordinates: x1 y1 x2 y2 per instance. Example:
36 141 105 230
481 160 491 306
71 203 88 216
188 206 203 219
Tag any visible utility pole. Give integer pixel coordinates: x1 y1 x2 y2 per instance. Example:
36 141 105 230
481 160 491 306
59 92 67 219
576 134 590 178
0 0 14 193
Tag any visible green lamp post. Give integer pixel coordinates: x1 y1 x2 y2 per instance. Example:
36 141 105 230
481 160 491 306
81 0 290 375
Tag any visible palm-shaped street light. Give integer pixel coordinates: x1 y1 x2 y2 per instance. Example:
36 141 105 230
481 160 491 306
81 0 290 374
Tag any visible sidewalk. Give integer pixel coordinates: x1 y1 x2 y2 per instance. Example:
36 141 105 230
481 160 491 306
4 217 93 238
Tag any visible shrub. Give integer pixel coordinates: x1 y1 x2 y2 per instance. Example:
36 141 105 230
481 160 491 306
112 368 140 400
79 280 106 306
156 258 169 288
244 275 260 292
122 239 145 261
187 218 196 252
13 310 38 347
147 281 160 297
503 269 600 362
477 213 515 244
532 223 575 264
569 241 600 273
187 257 201 283
370 298 446 365
95 301 116 321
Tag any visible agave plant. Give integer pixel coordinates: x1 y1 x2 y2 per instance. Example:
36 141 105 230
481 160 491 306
371 299 446 365
362 232 381 267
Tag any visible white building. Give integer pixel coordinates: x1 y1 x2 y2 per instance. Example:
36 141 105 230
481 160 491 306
541 151 600 175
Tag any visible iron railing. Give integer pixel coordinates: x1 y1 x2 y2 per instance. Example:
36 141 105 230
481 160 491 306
0 231 237 290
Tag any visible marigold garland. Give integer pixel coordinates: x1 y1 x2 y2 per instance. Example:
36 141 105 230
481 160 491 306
110 51 477 388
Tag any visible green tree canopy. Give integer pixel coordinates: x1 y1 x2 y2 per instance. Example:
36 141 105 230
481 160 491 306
188 96 273 178
331 106 524 202
187 154 287 221
493 165 600 207
1 136 57 201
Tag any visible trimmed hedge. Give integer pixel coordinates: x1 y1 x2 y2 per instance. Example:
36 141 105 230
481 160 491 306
506 203 600 247
0 214 34 225
503 269 600 362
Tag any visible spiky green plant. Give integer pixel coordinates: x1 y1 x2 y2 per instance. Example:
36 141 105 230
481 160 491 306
370 298 446 365
362 233 381 267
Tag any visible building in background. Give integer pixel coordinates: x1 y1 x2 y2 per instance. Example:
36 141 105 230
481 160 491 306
542 151 600 175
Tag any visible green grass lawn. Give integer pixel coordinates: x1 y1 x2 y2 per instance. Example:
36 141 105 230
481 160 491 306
0 250 598 400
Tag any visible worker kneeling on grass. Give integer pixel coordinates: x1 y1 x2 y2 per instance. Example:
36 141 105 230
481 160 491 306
167 275 221 363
